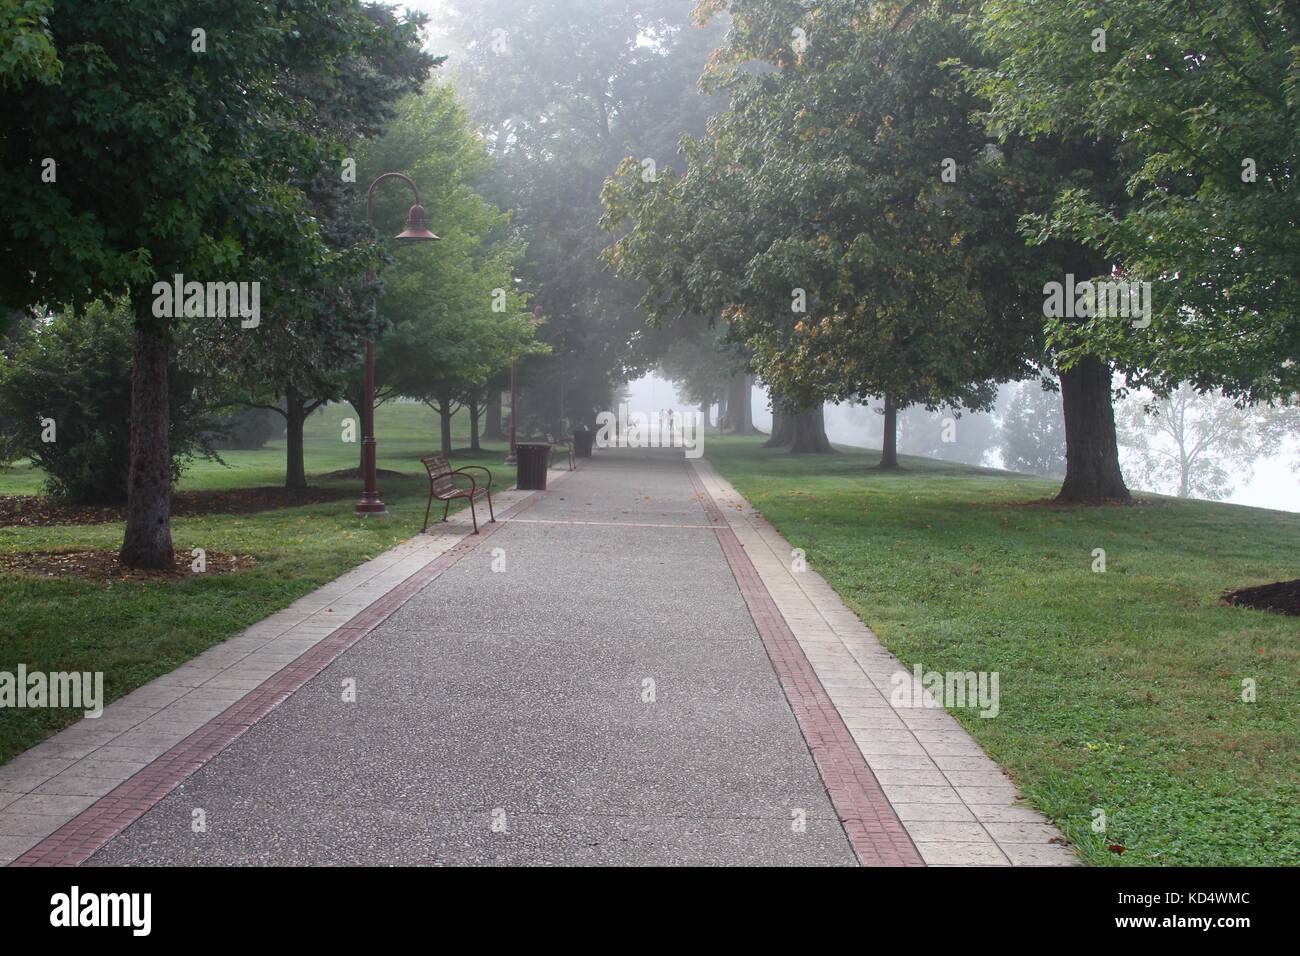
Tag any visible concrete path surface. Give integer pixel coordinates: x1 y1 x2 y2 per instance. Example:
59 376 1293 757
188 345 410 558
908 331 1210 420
4 447 1073 866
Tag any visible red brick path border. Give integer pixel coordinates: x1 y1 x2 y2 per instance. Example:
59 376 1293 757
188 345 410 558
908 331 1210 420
687 463 924 867
9 480 563 867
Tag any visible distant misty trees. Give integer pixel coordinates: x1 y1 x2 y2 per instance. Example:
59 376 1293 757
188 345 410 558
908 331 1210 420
1116 387 1299 501
885 382 1067 478
998 383 1067 478
898 404 1000 470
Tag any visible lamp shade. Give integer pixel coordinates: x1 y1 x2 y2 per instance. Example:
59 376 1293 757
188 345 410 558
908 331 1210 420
395 204 440 241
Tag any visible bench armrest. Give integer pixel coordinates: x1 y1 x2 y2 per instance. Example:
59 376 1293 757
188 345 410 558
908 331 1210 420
454 465 493 490
430 470 477 495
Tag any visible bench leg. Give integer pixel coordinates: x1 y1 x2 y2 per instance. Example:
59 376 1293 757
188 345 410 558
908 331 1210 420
422 489 434 532
442 499 451 523
469 498 479 534
487 489 495 523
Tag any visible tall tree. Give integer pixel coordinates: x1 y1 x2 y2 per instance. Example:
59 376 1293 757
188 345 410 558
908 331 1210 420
608 0 1142 493
201 3 434 490
605 0 1029 469
975 0 1300 409
0 0 426 566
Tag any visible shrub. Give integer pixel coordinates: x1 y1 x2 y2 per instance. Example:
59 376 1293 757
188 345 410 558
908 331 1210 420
0 298 216 503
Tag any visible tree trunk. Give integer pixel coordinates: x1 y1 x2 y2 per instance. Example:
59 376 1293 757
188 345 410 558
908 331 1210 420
119 318 174 569
468 398 481 452
1177 437 1191 498
790 404 833 454
285 388 307 492
700 402 712 429
439 393 453 456
485 390 504 440
879 394 900 469
726 372 756 435
763 412 794 447
1056 357 1130 503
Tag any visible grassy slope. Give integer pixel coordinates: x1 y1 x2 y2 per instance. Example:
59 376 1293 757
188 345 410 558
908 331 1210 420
0 402 504 764
705 436 1299 867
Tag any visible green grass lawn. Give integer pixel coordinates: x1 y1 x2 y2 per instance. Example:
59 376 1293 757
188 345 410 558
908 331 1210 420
0 402 506 765
705 436 1299 867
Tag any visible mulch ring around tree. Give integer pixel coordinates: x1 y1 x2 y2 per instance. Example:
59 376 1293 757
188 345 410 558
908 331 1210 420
0 487 353 528
1222 579 1300 617
0 548 255 581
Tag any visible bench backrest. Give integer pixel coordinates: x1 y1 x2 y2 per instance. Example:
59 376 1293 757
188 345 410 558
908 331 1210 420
421 454 457 497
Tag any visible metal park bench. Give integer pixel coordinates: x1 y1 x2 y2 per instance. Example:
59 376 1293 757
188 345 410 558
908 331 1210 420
420 454 495 534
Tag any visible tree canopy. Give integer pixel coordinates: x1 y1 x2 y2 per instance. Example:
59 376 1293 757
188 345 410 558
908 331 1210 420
974 0 1300 405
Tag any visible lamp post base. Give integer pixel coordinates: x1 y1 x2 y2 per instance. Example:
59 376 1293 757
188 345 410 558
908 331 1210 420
355 497 388 517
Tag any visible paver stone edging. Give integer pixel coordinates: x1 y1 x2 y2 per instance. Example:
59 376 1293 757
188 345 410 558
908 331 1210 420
686 461 924 867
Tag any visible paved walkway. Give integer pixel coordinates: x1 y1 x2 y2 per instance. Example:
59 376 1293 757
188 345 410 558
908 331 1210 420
2 448 1073 866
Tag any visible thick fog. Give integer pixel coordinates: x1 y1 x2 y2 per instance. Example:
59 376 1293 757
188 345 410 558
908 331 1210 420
625 374 1299 513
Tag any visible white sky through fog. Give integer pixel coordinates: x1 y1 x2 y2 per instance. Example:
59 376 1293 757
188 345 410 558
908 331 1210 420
400 0 446 19
399 1 451 49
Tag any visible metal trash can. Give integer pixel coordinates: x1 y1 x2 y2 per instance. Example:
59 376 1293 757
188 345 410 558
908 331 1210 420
573 428 594 458
514 442 551 490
